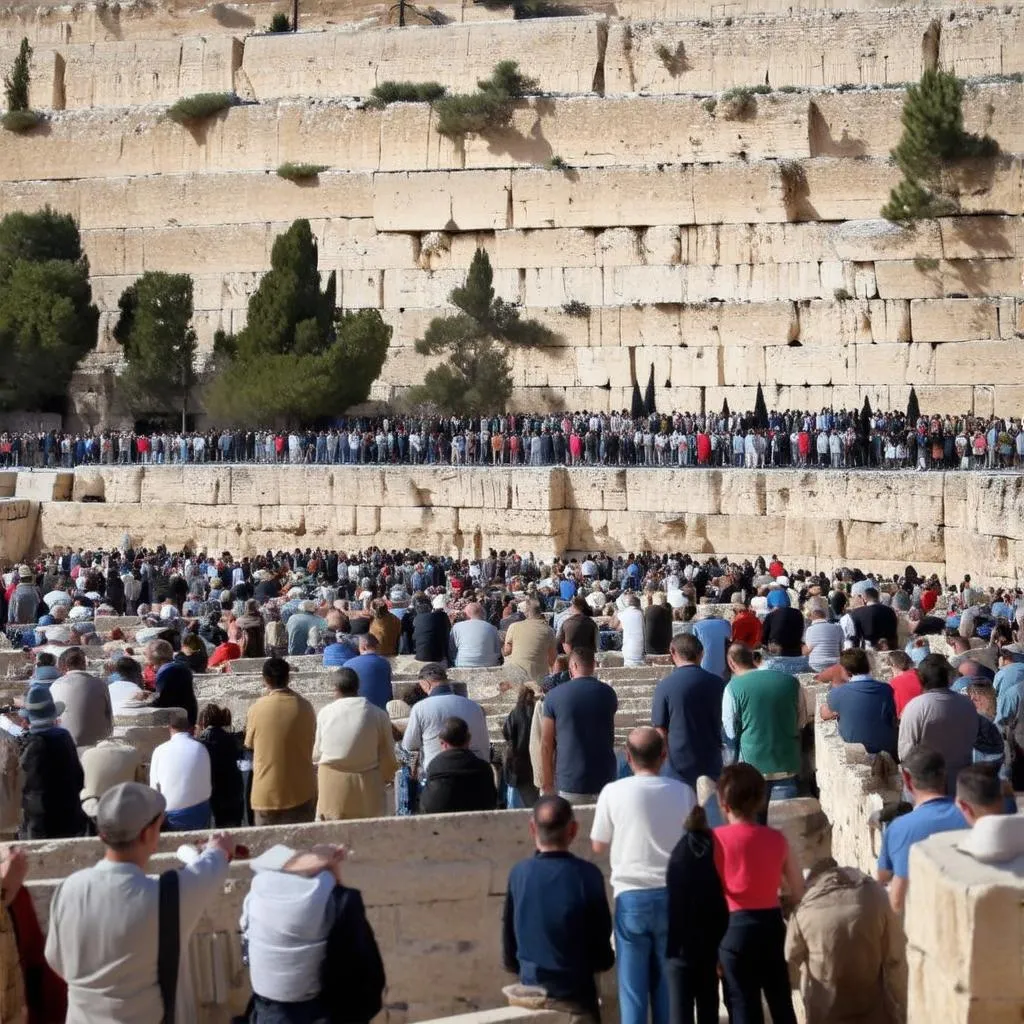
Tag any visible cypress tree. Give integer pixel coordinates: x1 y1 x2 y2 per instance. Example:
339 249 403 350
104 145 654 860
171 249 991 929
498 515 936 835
753 383 769 429
906 387 921 425
4 38 30 113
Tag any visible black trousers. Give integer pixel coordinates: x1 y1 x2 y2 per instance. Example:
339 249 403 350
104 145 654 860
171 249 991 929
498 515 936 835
666 955 719 1024
718 909 796 1024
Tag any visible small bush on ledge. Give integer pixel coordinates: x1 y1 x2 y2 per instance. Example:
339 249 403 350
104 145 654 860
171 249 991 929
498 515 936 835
166 92 236 125
369 81 447 107
718 84 770 120
546 155 569 170
276 162 328 181
434 60 539 138
2 108 40 132
562 299 591 317
268 12 291 31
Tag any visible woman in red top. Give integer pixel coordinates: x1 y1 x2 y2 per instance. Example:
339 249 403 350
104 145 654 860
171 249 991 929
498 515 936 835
713 764 804 1024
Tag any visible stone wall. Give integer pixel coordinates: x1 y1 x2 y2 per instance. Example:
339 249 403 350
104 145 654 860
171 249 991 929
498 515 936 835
15 465 1024 584
905 832 1024 1024
0 2 1022 415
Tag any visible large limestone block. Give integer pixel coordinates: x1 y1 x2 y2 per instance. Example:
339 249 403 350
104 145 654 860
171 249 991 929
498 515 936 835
493 228 597 270
910 298 999 343
524 267 604 308
15 472 72 501
604 265 684 305
962 474 1024 543
944 526 1017 587
853 342 936 386
511 166 695 229
243 19 603 101
800 158 903 221
374 171 511 232
906 832 1024 1016
382 266 519 309
796 299 910 347
939 215 1024 260
692 162 787 225
843 521 945 563
626 469 722 515
934 340 1024 386
563 468 628 512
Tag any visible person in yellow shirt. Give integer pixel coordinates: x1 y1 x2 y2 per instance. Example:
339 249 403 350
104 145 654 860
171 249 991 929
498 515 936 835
244 657 317 825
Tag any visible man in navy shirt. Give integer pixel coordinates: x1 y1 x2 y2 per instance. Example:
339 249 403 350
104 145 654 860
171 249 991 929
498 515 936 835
877 747 966 913
503 796 614 1016
344 634 393 710
651 634 725 785
540 648 617 803
820 648 897 757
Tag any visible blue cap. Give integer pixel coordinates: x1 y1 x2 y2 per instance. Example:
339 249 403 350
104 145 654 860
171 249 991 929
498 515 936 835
766 588 790 609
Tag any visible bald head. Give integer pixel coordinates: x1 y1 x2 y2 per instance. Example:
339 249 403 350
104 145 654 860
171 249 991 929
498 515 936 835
464 602 484 620
625 727 665 773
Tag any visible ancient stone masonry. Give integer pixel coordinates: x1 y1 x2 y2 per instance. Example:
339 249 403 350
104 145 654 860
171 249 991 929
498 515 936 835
4 464 1024 584
1 0 1023 419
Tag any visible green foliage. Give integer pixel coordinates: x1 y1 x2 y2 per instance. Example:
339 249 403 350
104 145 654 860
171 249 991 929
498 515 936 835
166 92 236 125
546 155 569 170
833 287 852 301
434 60 539 138
268 11 290 31
3 38 39 131
701 97 717 115
114 272 197 426
205 219 389 424
369 81 447 107
4 37 30 112
882 68 998 222
276 162 329 181
562 299 590 317
406 248 556 414
718 84 770 120
0 207 98 411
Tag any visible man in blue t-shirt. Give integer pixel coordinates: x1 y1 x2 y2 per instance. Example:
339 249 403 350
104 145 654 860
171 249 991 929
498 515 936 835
651 633 725 786
692 614 732 680
540 648 617 802
877 746 967 913
343 634 393 710
820 648 897 757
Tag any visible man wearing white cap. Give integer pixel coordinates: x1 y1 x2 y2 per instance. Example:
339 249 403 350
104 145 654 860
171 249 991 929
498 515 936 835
45 782 233 1022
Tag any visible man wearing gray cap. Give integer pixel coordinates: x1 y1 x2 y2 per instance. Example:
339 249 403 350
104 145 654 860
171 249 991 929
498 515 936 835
45 782 233 1022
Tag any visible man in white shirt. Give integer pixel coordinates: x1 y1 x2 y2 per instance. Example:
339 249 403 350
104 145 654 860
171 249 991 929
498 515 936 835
612 594 645 667
45 782 232 1023
149 709 212 831
591 728 695 1024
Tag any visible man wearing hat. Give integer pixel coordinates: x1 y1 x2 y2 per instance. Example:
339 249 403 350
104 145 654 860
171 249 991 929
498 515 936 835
45 782 233 1022
7 566 40 625
17 684 86 839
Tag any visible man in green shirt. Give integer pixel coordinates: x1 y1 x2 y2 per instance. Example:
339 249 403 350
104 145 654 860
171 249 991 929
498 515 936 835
723 644 807 808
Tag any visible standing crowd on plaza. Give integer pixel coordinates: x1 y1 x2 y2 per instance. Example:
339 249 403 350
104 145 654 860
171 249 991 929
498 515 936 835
4 407 1024 470
0 543 1020 1023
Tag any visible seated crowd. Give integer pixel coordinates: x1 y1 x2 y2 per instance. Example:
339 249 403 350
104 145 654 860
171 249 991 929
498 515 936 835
0 542 1020 1024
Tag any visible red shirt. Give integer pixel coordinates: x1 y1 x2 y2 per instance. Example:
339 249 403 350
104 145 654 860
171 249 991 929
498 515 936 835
713 823 788 912
731 610 762 648
889 668 923 718
208 642 242 668
920 590 938 613
768 561 785 578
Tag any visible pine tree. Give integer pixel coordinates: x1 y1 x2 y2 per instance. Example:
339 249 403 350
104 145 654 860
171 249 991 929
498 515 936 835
630 380 643 419
882 68 997 222
205 219 389 424
643 364 656 416
407 248 555 413
4 38 30 113
753 383 768 428
114 272 198 430
906 386 921 426
721 397 730 419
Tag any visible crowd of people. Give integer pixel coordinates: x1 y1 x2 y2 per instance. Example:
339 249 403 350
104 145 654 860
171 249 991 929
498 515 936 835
0 541 1021 1024
4 407 1024 470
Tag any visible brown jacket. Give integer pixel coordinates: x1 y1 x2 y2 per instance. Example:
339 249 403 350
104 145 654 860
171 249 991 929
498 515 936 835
785 865 907 1024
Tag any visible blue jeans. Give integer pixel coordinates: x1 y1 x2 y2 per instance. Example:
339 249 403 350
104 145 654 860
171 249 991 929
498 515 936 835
614 888 669 1024
164 800 211 832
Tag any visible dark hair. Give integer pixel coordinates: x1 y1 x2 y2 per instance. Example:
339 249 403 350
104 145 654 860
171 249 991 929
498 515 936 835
727 642 756 670
197 703 232 730
58 646 87 672
916 653 952 691
670 633 703 662
515 685 536 714
902 746 947 792
718 763 767 819
863 587 880 602
839 648 871 676
35 652 56 668
888 651 912 672
956 763 1003 809
360 633 380 651
683 805 710 832
262 656 290 689
532 795 574 846
568 647 596 674
332 667 360 697
439 715 470 748
626 728 664 771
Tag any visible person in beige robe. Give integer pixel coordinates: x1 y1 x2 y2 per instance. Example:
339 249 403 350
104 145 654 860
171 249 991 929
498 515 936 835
313 668 398 821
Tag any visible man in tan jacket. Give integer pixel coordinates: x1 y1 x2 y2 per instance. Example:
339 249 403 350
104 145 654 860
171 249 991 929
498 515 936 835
785 858 907 1024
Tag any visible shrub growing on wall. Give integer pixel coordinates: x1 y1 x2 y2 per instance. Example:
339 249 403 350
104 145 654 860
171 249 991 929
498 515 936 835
434 61 539 138
3 38 40 132
882 69 998 222
167 92 237 125
369 81 447 107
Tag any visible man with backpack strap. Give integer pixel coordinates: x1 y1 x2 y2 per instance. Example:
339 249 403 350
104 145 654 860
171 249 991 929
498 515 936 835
45 782 233 1022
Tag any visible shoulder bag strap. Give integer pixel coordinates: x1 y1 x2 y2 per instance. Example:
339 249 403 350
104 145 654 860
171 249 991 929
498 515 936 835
157 870 180 1024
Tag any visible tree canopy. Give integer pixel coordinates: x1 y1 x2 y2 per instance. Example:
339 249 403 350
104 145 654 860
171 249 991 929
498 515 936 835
205 219 390 424
114 272 198 429
405 248 556 414
0 207 98 412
